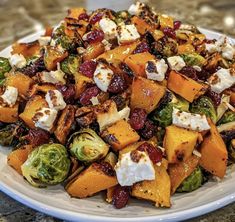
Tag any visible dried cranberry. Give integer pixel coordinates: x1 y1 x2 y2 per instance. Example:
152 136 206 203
205 88 221 107
137 142 163 164
24 129 50 147
90 12 103 24
79 13 89 21
133 41 150 54
180 66 198 80
111 94 126 111
108 75 127 94
130 108 147 130
57 84 76 104
79 60 97 78
99 162 115 176
112 185 130 209
86 29 104 43
173 21 181 30
79 86 100 105
139 119 156 140
163 27 176 38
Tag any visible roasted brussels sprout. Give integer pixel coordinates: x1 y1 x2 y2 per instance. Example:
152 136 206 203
61 55 81 75
115 10 130 25
0 124 16 146
104 152 118 168
217 110 235 125
177 167 203 192
0 57 11 79
181 53 206 67
190 96 217 123
69 129 109 163
21 144 70 187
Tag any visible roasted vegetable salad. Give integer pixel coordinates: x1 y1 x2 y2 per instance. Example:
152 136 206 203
1 2 235 209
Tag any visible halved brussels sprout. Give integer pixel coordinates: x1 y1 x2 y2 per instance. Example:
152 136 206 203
190 96 217 123
177 167 203 192
217 110 235 125
0 124 16 146
69 129 109 163
0 57 11 79
181 53 206 67
21 143 70 187
61 55 81 75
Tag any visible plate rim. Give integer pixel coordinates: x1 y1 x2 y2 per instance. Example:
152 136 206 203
0 27 235 222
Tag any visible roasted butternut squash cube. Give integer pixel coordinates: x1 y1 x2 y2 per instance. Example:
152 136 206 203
74 73 93 99
66 163 118 198
131 159 171 207
167 71 208 102
98 42 139 63
0 103 18 123
159 14 174 30
177 44 195 55
199 120 228 178
6 73 34 97
101 119 140 151
7 145 33 175
168 155 200 194
124 52 155 77
12 41 40 58
131 16 154 35
131 77 166 113
83 42 105 61
106 186 117 203
19 95 48 129
164 125 199 163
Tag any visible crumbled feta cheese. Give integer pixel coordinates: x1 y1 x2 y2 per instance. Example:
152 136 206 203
99 18 117 40
167 56 186 71
208 68 235 94
38 36 51 46
145 59 168 81
1 86 18 107
33 107 57 131
117 24 140 45
205 43 218 54
9 54 27 69
221 43 235 60
45 90 66 111
39 69 66 85
93 63 113 92
102 39 112 51
172 108 210 132
90 96 99 106
115 150 155 186
128 2 144 15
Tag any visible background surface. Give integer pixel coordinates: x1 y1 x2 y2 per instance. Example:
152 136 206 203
0 0 235 221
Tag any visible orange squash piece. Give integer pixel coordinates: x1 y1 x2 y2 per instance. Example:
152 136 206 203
168 155 200 194
167 71 208 102
199 120 228 178
11 41 40 58
0 103 18 123
82 42 105 61
124 52 155 77
19 95 48 129
98 42 139 63
132 159 171 207
7 145 33 175
6 73 34 97
131 77 166 113
131 16 153 35
101 119 140 151
164 125 199 164
177 44 195 55
159 14 174 30
66 163 118 198
74 73 93 99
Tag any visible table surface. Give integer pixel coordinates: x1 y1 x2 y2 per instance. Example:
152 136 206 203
0 0 235 221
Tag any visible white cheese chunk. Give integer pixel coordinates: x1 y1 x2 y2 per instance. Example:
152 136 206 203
33 107 58 131
90 96 100 106
115 151 155 186
172 108 210 132
93 63 113 92
208 68 235 94
39 69 66 84
99 18 117 40
45 90 66 111
117 24 140 45
1 86 18 107
145 59 168 81
221 43 235 60
9 54 27 69
101 39 112 51
205 43 218 54
128 2 145 15
38 36 51 46
167 56 186 71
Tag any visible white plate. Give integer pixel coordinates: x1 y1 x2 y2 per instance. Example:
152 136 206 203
0 28 235 222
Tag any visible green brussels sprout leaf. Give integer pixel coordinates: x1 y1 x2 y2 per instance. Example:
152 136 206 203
61 55 81 75
217 110 235 125
0 57 11 79
181 53 206 67
69 129 109 163
21 144 70 187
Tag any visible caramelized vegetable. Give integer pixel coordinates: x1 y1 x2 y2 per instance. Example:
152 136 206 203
0 103 19 123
